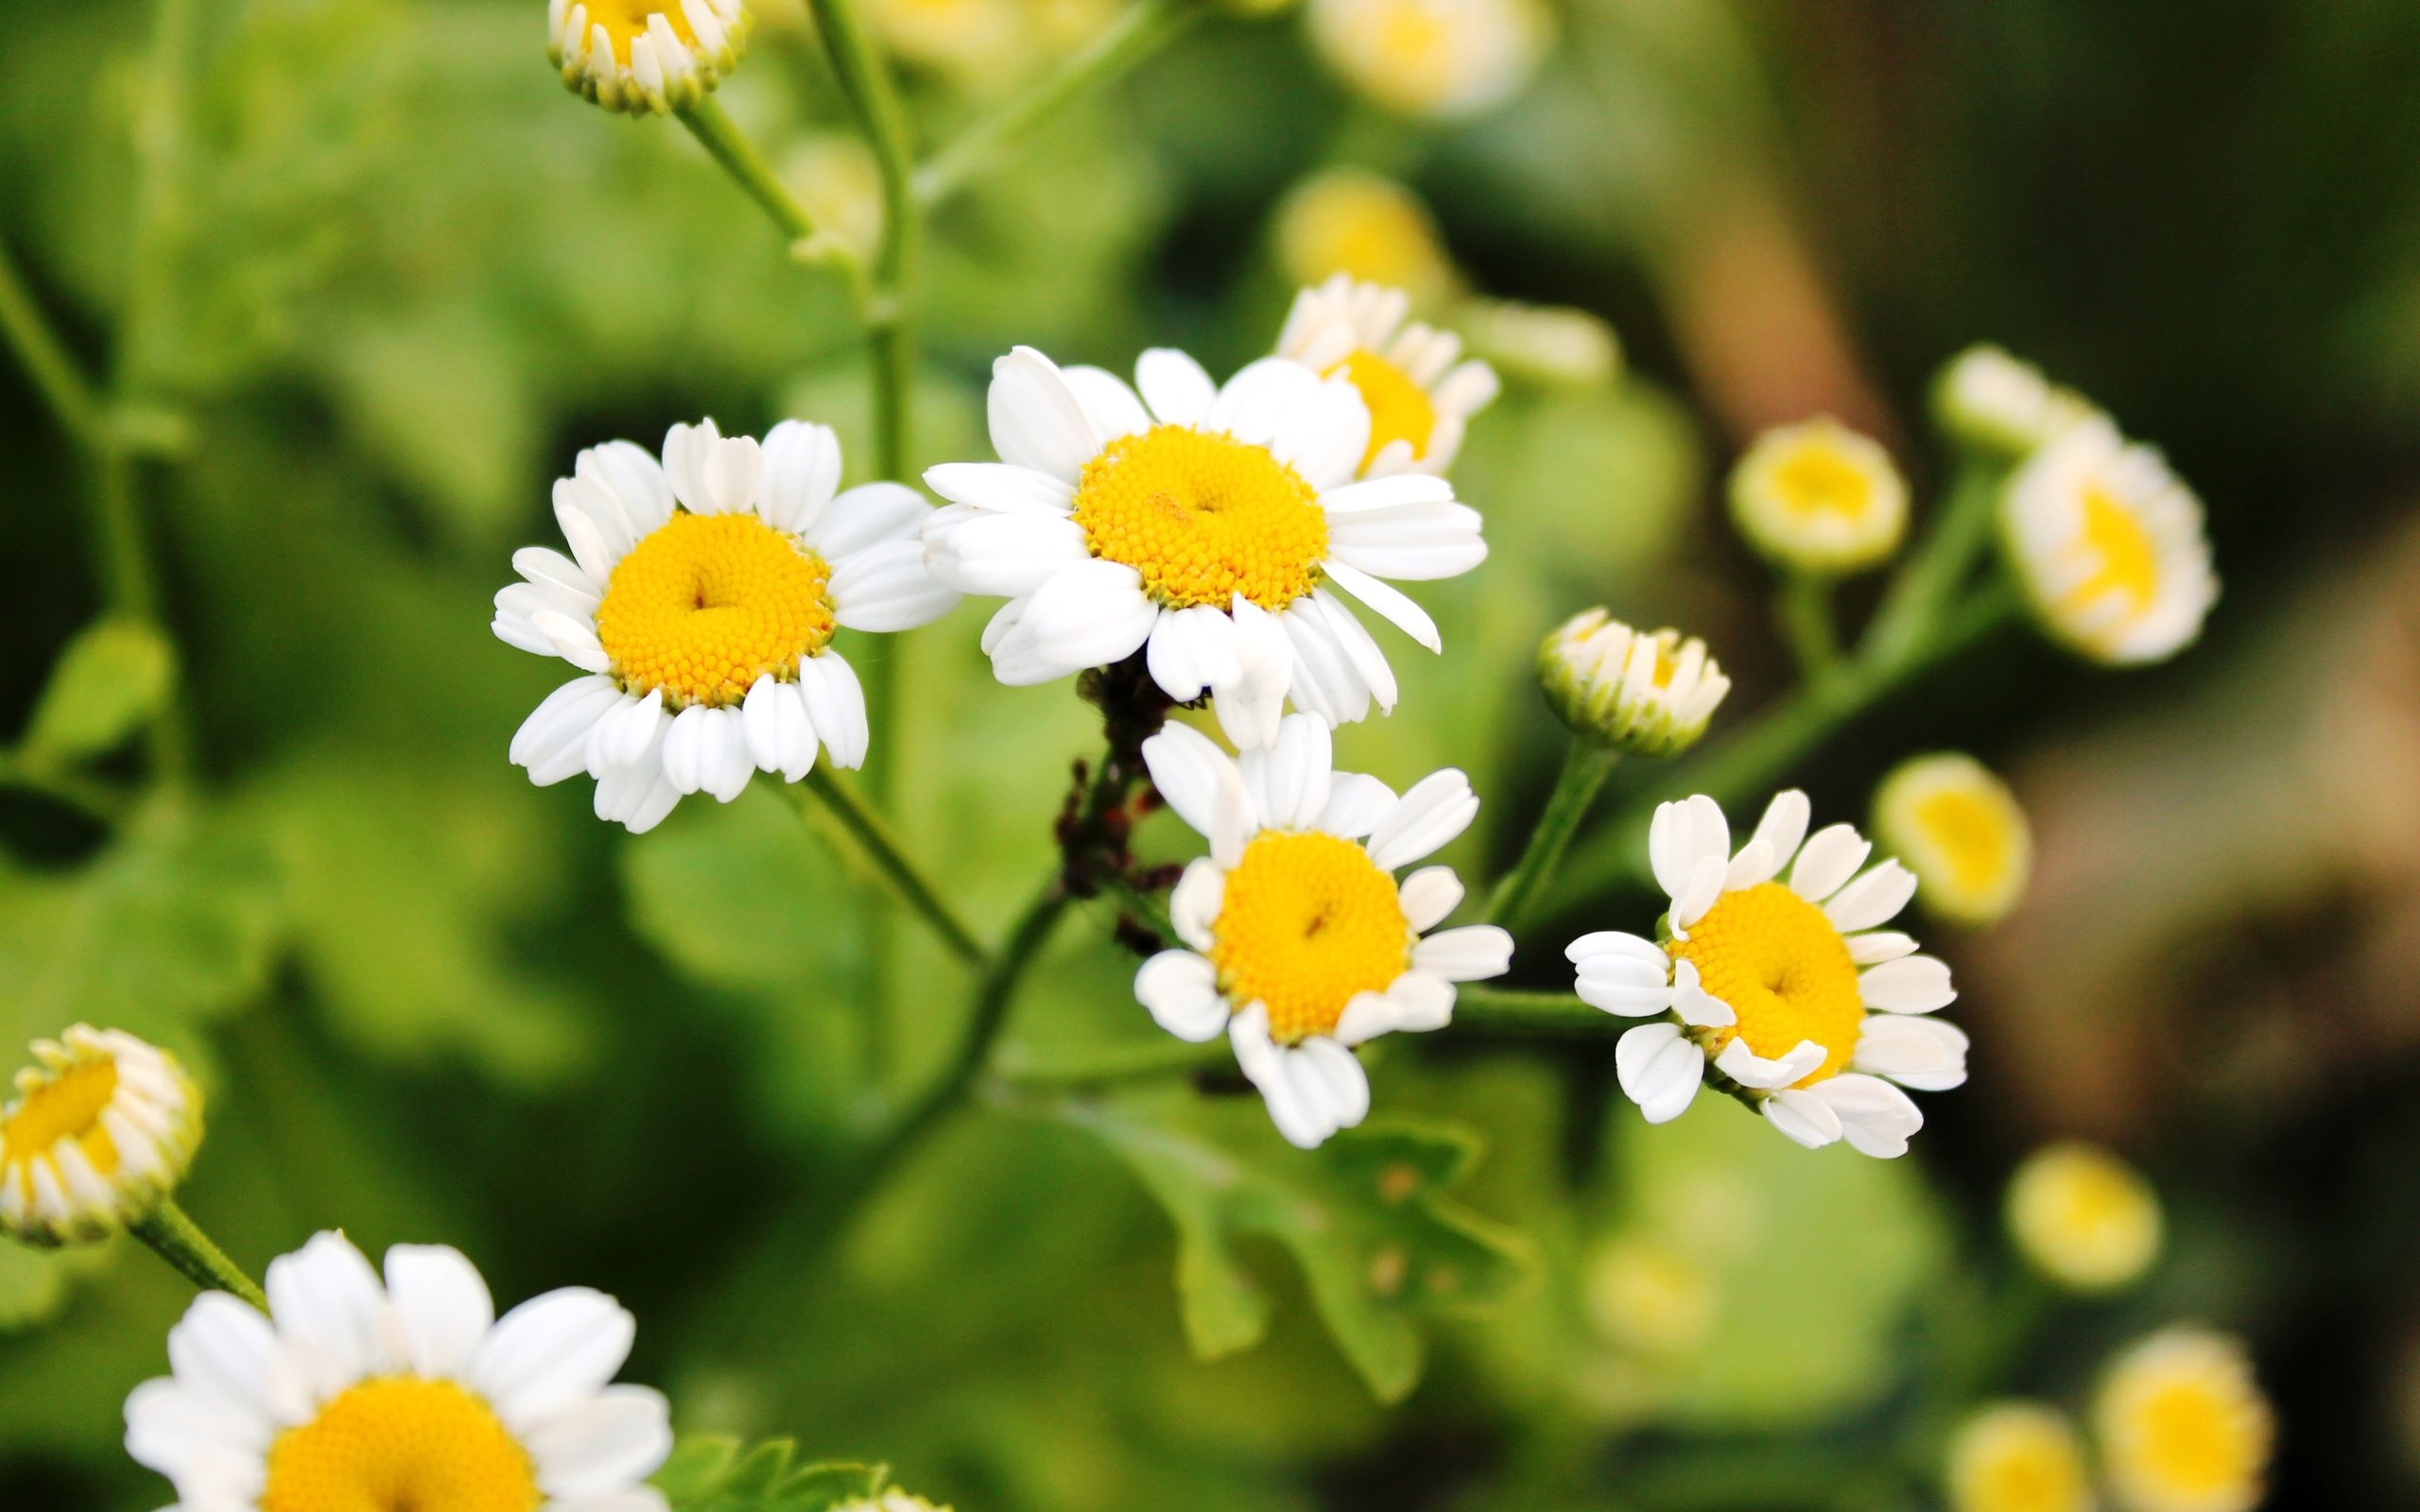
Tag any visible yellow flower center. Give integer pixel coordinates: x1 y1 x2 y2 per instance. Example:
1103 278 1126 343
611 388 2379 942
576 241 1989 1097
1071 425 1329 611
1667 882 1864 1085
2066 483 2161 622
2 1059 120 1177
1362 1 1456 103
1770 441 1877 523
2133 1381 2262 1498
261 1378 542 1512
594 511 835 710
580 0 700 64
1329 351 1437 472
1966 1440 2088 1512
1911 787 2017 900
1210 831 1409 1042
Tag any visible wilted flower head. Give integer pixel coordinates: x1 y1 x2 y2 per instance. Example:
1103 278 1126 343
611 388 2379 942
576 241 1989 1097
548 0 750 115
1935 344 2099 460
1272 170 1457 310
1306 0 1550 121
1872 752 2032 927
1 1026 200 1247
1729 417 1909 576
1946 1401 2094 1512
2095 1328 2273 1512
2007 1141 2164 1293
1538 610 1729 757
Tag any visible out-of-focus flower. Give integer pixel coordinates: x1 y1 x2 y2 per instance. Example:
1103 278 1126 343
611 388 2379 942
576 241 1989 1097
1272 170 1458 310
1570 790 1967 1157
867 0 1027 82
1729 417 1909 576
834 1498 952 1512
1538 610 1729 757
494 420 959 833
1307 0 1550 120
1935 344 2100 461
1 1026 200 1247
2096 1328 2273 1512
1454 298 1622 389
784 134 884 263
1584 1236 1718 1356
1873 752 2033 927
2001 417 2218 666
2007 1142 2164 1293
126 1232 672 1512
922 346 1483 747
1277 275 1499 476
548 0 748 115
1946 1401 2095 1512
1133 715 1510 1147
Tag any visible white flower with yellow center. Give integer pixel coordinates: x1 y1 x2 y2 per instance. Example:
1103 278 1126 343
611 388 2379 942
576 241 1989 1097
125 1231 670 1512
1946 1401 2095 1512
495 420 958 833
1306 0 1550 121
547 0 748 115
1729 417 1910 576
1538 610 1730 757
1935 344 2100 461
2007 1142 2164 1294
2001 417 2218 665
1133 714 1512 1148
2095 1328 2273 1512
1276 275 1499 478
1 1026 200 1246
1873 752 2032 927
834 1498 950 1512
1271 169 1457 311
922 347 1484 747
1568 790 1967 1157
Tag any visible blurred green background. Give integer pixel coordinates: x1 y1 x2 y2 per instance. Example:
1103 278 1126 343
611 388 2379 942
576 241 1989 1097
3 0 2417 1507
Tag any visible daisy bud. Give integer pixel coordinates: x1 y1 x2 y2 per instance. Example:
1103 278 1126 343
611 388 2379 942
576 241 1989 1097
1307 0 1550 121
1272 169 1457 311
1934 344 2100 461
1872 752 2031 927
1728 417 1910 576
1538 610 1729 758
548 0 751 116
835 1497 952 1512
1454 298 1622 389
2006 1141 2164 1294
2096 1328 2273 1512
1945 1402 2093 1512
1 1026 201 1247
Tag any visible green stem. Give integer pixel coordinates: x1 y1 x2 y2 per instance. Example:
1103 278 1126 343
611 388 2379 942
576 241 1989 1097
990 1034 1225 1086
807 0 919 483
792 768 986 966
1452 986 1620 1037
1484 738 1619 929
0 234 102 443
1861 458 2007 670
675 95 863 286
130 1197 266 1310
1776 572 1841 683
911 0 1199 210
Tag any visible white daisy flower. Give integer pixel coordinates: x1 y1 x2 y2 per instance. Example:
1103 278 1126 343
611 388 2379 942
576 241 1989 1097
1 1026 201 1246
1306 0 1551 121
1932 344 2100 461
2095 1328 2273 1512
2006 1141 2164 1294
1133 713 1512 1148
1275 274 1500 478
1946 1401 2094 1512
548 0 749 115
125 1230 671 1512
1729 417 1910 576
1872 751 2032 927
2001 416 2218 665
1566 789 1967 1158
495 419 959 833
922 346 1486 747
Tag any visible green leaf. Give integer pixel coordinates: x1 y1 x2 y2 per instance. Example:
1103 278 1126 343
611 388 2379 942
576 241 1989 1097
1062 1091 1533 1402
20 619 177 766
656 1436 890 1512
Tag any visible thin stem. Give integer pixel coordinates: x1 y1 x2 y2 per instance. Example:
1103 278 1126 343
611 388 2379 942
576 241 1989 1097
1776 572 1841 683
0 233 102 443
807 0 919 482
1484 738 1619 929
911 0 1199 211
1861 458 2007 671
792 768 986 966
0 750 128 824
130 1197 266 1310
675 96 865 287
1452 986 1620 1037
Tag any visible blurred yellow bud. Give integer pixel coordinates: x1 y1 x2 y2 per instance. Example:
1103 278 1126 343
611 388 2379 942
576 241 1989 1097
1934 344 2099 461
1729 417 1909 576
1873 752 2031 927
548 0 750 116
1945 1401 2093 1512
1584 1236 1718 1356
2096 1328 2273 1512
784 134 885 263
1539 610 1729 757
1306 0 1549 120
2006 1142 2163 1293
1 1026 202 1247
1272 169 1458 312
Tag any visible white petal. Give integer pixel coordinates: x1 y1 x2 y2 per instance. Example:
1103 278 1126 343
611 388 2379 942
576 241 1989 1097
1321 558 1441 651
831 539 960 631
1168 858 1225 952
659 705 716 796
1824 860 1920 933
920 461 1077 514
1810 1074 1923 1159
1325 501 1487 580
1144 603 1243 704
759 419 843 535
1060 364 1152 440
1858 954 1957 1013
264 1231 389 1389
1136 347 1217 426
511 676 622 787
1668 957 1736 1027
1314 773 1395 838
164 1293 281 1424
795 651 868 769
532 610 611 675
467 1288 635 1433
1714 1036 1826 1091
1288 1038 1372 1134
383 1245 494 1381
1279 598 1373 726
587 690 666 775
1616 1023 1703 1125
1762 1089 1844 1148
1398 866 1463 932
1230 1005 1325 1149
525 1384 672 1500
1236 712 1332 831
1411 925 1512 981
1207 357 1323 447
697 434 763 514
1303 588 1397 714
1669 853 1728 932
1134 951 1229 1042
1367 768 1478 870
1851 1014 1969 1091
1016 558 1156 670
124 1379 268 1481
1741 789 1811 880
810 480 932 560
1847 930 1920 965
1141 722 1240 842
1209 596 1293 749
988 346 1100 483
1790 823 1872 902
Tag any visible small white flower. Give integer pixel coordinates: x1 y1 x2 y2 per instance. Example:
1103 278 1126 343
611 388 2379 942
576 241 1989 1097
1537 610 1729 757
1729 417 1910 576
1133 713 1512 1148
1567 789 1967 1158
1945 1401 2094 1512
1934 344 2100 460
547 0 749 115
1276 274 1499 478
2095 1328 2273 1512
1 1026 200 1246
2006 1141 2163 1294
125 1231 672 1512
1306 0 1550 121
2001 416 2218 665
495 419 959 833
1872 751 2032 927
922 346 1485 747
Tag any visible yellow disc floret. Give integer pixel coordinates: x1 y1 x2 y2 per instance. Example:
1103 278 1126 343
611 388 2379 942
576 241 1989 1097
1330 350 1438 471
261 1378 542 1512
2066 483 2162 625
1072 425 1329 611
579 0 701 64
1210 831 1409 1042
1667 882 1864 1085
3 1057 121 1181
594 511 836 710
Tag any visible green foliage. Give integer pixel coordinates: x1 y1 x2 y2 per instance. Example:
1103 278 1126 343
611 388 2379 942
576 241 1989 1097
18 621 176 767
657 1437 891 1512
1063 1092 1532 1401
